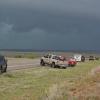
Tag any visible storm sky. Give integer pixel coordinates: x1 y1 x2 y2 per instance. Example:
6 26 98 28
0 0 100 50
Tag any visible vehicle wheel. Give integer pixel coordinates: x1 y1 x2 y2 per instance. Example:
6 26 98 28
40 60 45 66
1 65 7 73
0 66 2 73
51 62 55 68
0 66 4 73
62 67 67 69
71 65 75 67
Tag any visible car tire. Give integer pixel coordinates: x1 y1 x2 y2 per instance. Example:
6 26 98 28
1 65 7 73
71 65 75 67
62 67 67 69
40 60 45 66
51 62 55 68
0 66 4 73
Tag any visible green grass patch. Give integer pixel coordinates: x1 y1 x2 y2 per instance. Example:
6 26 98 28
13 53 39 59
0 61 100 100
0 51 40 59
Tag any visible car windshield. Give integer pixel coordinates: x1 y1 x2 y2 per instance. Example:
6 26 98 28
58 56 66 61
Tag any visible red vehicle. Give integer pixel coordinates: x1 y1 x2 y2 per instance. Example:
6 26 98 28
59 56 77 67
68 58 77 67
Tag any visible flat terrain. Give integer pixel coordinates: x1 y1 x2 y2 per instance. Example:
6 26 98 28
0 60 100 100
7 58 40 71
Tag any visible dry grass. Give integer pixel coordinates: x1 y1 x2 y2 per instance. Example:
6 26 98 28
0 61 100 100
68 73 100 100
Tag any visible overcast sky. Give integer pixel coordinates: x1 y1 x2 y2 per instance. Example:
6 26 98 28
0 0 100 51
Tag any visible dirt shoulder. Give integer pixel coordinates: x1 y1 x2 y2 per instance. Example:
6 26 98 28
68 66 100 100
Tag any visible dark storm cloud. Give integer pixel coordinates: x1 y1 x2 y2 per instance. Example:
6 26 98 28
1 0 100 33
1 0 100 15
0 7 100 34
0 0 100 50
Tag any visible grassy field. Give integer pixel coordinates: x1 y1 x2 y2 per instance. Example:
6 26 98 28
0 51 41 59
0 51 100 59
0 61 100 100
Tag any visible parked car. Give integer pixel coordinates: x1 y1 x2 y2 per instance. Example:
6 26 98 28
0 55 7 73
68 58 77 67
40 54 68 68
40 54 77 68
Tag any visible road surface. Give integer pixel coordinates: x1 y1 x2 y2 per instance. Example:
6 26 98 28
7 58 40 71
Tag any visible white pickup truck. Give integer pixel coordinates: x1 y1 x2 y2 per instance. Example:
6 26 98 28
40 54 68 68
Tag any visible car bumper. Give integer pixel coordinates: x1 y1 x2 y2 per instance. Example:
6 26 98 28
58 64 68 67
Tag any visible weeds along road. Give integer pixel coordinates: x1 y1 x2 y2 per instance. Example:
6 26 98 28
7 58 40 71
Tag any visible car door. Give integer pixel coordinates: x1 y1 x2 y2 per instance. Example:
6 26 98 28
48 55 52 64
44 54 49 64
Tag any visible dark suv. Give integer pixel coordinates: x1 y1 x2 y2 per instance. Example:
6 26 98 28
0 56 7 73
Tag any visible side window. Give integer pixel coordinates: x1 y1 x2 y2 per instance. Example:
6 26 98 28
52 56 58 59
55 56 59 60
49 55 51 58
52 56 55 59
44 55 49 58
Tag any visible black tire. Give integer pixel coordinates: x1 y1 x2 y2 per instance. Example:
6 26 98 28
71 65 75 67
51 62 55 68
40 60 45 66
81 56 85 62
62 67 67 69
1 66 3 73
0 66 3 73
1 65 7 73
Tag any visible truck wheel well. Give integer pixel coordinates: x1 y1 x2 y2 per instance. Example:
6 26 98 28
52 62 55 64
40 59 45 66
51 62 55 68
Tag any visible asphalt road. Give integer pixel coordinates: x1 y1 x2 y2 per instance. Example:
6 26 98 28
7 58 40 71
